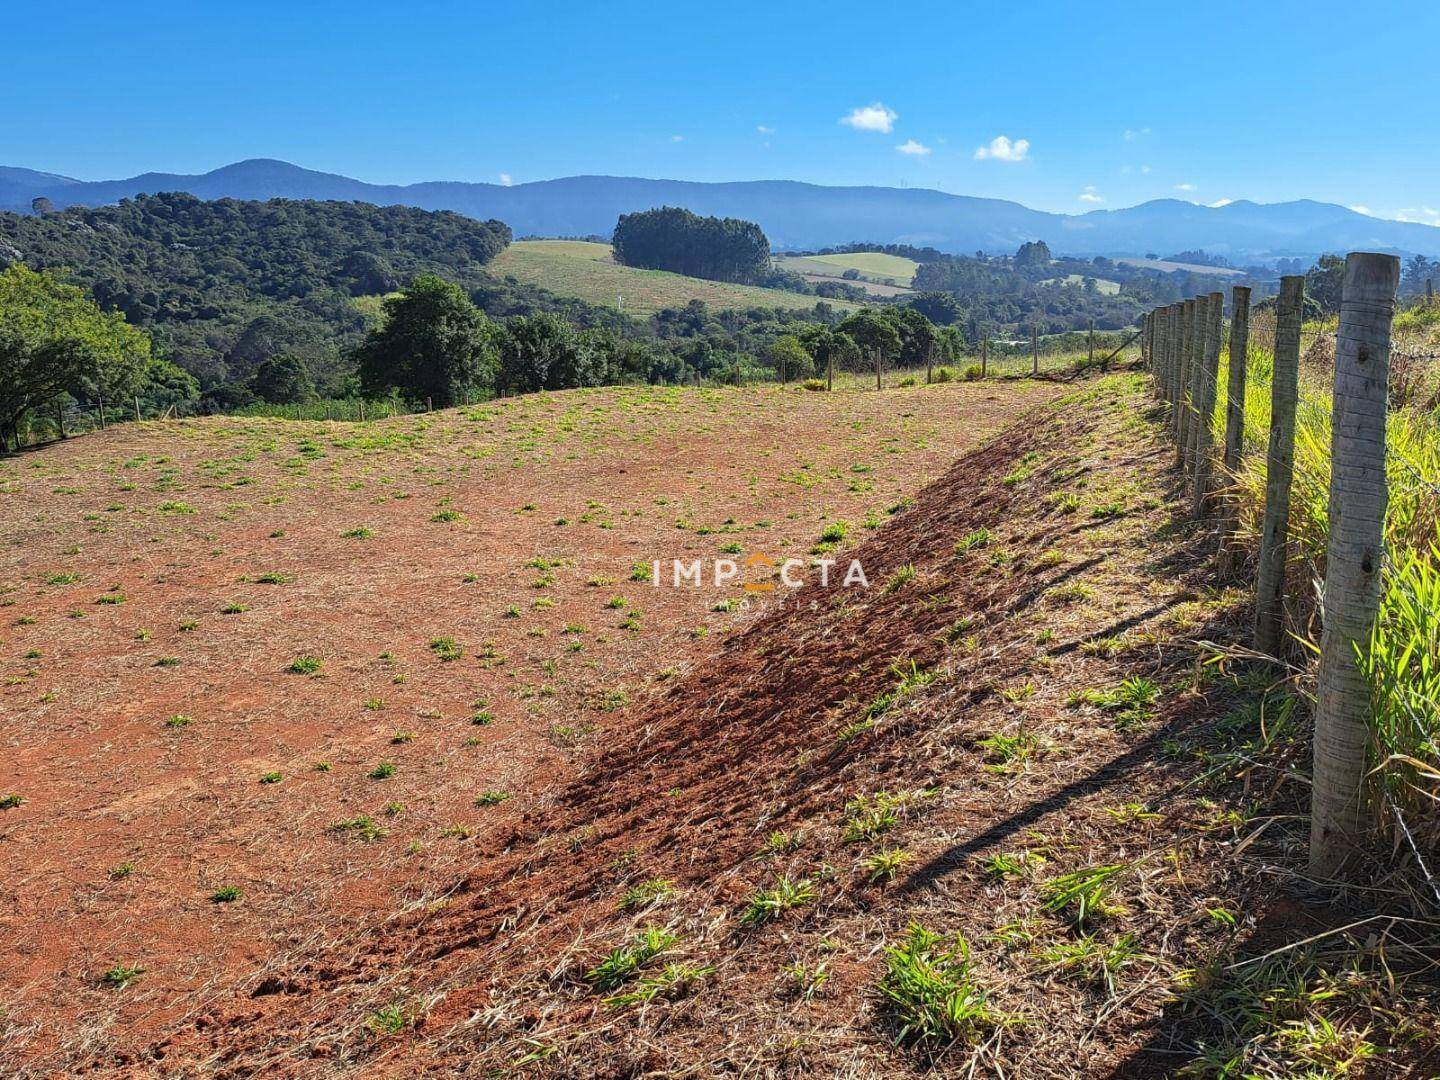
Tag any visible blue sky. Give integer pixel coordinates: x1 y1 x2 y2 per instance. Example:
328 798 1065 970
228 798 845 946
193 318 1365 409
8 0 1437 224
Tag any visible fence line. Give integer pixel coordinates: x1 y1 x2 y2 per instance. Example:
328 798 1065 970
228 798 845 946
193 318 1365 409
1139 253 1404 878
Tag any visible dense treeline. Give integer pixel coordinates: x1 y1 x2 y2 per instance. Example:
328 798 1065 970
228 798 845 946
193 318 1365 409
612 206 770 283
904 242 1245 336
345 272 969 409
0 193 511 396
0 264 196 449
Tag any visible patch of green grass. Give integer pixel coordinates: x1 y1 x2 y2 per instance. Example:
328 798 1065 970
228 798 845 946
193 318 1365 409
842 789 932 843
862 847 913 884
884 564 917 593
585 926 678 991
977 725 1049 772
1041 863 1128 926
737 876 816 927
618 878 675 910
982 850 1047 879
1072 676 1161 730
602 962 713 1008
954 528 992 556
366 1003 409 1037
210 885 242 903
474 790 510 806
101 963 145 989
878 924 1000 1047
1037 932 1142 994
286 655 322 675
369 762 396 780
429 636 463 661
331 815 385 842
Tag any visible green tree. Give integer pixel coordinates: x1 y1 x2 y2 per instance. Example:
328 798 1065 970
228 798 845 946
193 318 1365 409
803 327 860 383
0 264 153 448
837 309 902 369
1014 240 1052 268
1305 255 1345 314
352 274 498 406
612 206 771 283
496 313 608 394
250 353 316 404
908 291 962 325
769 335 812 382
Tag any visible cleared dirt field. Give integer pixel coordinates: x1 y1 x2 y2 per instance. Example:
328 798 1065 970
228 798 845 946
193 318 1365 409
0 379 1061 1073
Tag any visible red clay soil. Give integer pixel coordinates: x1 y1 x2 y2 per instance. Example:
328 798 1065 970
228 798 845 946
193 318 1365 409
0 380 1064 1077
8 375 1438 1078
123 373 1440 1079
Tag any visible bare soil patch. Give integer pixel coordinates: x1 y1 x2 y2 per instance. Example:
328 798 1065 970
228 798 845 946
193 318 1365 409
0 379 1060 1075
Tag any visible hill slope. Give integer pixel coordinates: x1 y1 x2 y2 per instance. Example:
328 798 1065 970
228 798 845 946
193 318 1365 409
0 377 1065 1075
6 158 1440 260
491 240 859 315
0 192 511 391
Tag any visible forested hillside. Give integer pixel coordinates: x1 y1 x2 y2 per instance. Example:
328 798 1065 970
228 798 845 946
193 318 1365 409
0 193 510 395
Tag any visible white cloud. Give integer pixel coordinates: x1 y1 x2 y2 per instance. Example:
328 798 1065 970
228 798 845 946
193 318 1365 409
1349 205 1372 216
974 135 1030 162
1174 182 1197 192
895 139 931 156
839 103 898 133
498 172 513 187
1209 198 1233 208
1141 164 1152 174
756 124 774 135
1123 127 1151 141
1078 185 1104 204
670 134 685 143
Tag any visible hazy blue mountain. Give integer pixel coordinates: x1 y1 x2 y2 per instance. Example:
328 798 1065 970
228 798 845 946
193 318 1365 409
4 158 1437 261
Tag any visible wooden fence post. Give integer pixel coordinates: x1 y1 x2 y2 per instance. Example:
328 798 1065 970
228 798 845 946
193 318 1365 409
1166 304 1179 400
1253 275 1305 658
925 343 933 385
1153 308 1165 395
1031 326 1039 376
1309 252 1399 878
1218 286 1252 569
1180 296 1203 469
1088 318 1095 365
874 348 881 390
57 403 66 439
1189 291 1224 515
1174 299 1196 453
827 352 834 391
1168 304 1182 410
980 337 988 378
134 396 141 423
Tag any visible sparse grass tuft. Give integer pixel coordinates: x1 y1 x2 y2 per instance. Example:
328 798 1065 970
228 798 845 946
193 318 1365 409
879 924 1000 1047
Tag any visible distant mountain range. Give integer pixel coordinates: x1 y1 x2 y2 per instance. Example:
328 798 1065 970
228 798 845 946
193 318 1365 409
4 159 1437 262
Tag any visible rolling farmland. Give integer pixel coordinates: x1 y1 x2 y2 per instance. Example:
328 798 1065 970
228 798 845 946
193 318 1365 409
489 240 861 315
